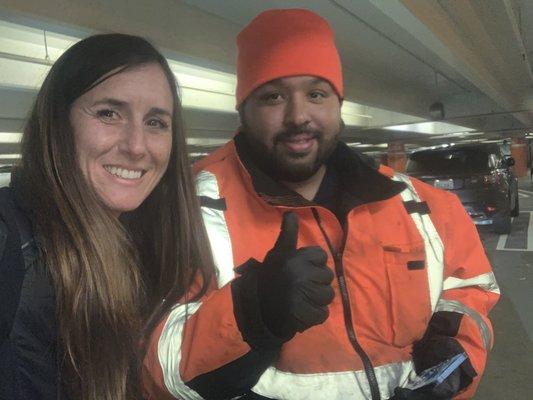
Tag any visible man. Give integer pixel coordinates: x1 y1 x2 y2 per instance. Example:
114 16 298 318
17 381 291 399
142 9 499 400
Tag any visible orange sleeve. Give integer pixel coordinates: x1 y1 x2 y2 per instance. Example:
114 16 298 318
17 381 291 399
441 194 500 398
142 264 283 399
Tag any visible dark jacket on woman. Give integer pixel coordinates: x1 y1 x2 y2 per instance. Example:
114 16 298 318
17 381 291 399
0 180 69 399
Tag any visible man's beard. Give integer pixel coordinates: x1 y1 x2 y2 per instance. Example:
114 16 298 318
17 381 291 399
242 122 342 183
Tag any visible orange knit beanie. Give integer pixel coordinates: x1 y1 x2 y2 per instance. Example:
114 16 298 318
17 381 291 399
236 8 343 108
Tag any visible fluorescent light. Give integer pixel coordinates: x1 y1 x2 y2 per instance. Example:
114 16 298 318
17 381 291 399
341 102 372 126
181 87 235 113
384 121 474 135
457 139 484 143
0 154 21 159
168 60 236 112
429 132 484 140
186 137 229 146
168 60 235 96
350 143 389 148
0 132 22 143
456 132 484 137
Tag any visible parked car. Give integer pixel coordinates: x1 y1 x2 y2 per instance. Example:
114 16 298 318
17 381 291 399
406 143 519 234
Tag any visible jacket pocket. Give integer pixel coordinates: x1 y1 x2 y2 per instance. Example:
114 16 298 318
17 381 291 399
383 242 432 348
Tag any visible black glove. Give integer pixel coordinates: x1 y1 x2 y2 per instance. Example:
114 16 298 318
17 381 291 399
256 212 335 340
390 368 461 400
391 335 477 400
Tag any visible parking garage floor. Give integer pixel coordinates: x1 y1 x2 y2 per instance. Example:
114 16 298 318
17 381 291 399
475 177 533 399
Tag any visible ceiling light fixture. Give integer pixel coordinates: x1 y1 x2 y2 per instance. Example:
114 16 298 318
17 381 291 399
384 121 474 135
0 132 23 143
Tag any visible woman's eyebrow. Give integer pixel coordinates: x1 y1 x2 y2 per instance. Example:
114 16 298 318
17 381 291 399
146 107 172 118
91 98 127 108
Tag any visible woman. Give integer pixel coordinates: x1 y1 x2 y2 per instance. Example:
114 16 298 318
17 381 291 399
0 34 214 399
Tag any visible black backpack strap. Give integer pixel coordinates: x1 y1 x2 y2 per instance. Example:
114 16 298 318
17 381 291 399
0 187 26 345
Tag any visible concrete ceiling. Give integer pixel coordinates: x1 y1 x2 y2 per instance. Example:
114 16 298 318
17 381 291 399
0 0 532 158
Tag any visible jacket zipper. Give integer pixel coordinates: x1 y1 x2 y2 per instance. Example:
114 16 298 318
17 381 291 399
311 208 381 400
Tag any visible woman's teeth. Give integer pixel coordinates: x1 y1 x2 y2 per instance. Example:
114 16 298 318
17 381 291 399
104 166 143 180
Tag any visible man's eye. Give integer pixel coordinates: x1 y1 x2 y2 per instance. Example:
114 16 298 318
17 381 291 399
309 91 326 100
261 92 283 103
96 109 118 120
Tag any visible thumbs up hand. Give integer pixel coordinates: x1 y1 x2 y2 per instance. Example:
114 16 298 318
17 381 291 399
257 212 334 340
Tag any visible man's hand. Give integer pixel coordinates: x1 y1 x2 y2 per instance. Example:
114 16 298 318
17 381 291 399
391 334 476 400
390 368 461 400
257 212 334 340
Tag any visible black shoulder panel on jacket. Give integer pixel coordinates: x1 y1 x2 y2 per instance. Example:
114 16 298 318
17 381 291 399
0 187 25 345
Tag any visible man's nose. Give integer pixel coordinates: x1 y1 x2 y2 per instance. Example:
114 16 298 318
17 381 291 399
284 95 311 127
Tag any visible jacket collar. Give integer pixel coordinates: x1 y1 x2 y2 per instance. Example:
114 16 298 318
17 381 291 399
234 132 406 208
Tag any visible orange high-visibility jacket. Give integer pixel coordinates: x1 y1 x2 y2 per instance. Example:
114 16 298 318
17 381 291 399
142 135 499 400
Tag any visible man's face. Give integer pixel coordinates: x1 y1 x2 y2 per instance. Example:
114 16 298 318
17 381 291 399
240 76 342 182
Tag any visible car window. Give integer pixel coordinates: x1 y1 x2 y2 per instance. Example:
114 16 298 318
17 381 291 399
407 149 490 174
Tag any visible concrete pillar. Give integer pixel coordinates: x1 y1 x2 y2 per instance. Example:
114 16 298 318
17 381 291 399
510 137 528 177
387 142 407 172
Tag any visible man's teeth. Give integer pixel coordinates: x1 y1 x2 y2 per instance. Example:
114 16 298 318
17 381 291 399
105 166 142 179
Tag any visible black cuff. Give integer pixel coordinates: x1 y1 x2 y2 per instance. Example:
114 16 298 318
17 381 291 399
231 258 286 351
186 348 279 399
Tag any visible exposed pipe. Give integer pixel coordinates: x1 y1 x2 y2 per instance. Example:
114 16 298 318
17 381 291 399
0 51 53 66
43 29 50 62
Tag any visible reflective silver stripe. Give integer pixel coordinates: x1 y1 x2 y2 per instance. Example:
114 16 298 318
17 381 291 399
158 302 203 400
443 271 500 294
435 299 493 349
393 173 445 311
252 360 415 400
196 170 235 288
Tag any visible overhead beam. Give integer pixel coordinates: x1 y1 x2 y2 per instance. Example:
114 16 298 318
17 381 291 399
400 0 533 127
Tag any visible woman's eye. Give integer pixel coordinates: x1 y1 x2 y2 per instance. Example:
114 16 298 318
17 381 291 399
96 109 119 120
146 118 169 130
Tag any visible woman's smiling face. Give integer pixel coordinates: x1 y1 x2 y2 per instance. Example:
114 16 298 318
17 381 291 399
69 63 173 216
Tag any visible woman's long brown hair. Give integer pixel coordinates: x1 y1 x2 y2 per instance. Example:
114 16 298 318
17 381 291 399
19 34 214 399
